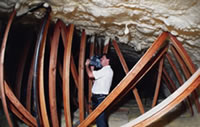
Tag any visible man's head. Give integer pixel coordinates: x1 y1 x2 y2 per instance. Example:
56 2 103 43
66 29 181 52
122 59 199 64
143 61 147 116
100 54 110 66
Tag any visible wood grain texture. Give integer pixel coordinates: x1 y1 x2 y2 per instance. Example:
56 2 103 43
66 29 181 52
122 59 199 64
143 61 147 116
62 24 74 127
0 10 16 127
122 68 200 127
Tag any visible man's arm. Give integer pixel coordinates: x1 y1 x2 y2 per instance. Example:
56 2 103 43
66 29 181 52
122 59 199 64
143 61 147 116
85 59 95 79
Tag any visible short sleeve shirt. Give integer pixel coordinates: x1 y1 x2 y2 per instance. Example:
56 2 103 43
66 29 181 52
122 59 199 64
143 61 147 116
92 65 113 95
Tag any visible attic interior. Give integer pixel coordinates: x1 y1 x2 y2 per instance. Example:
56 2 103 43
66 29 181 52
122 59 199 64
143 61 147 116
0 1 200 127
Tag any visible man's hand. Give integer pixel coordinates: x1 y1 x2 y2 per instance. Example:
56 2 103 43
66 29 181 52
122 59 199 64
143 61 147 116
85 59 90 66
85 59 94 78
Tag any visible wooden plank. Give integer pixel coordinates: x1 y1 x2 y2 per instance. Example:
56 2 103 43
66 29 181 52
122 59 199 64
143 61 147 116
162 74 175 93
62 24 74 127
38 11 51 127
78 30 87 122
112 40 129 73
115 43 169 112
170 46 190 79
26 56 34 112
170 45 200 113
162 68 177 91
60 21 79 87
122 68 200 127
32 9 51 126
170 35 200 112
78 32 169 127
112 40 144 114
48 20 61 127
70 55 79 87
4 81 37 126
0 10 16 127
152 58 164 107
8 103 35 127
169 34 197 73
60 23 89 115
166 54 184 85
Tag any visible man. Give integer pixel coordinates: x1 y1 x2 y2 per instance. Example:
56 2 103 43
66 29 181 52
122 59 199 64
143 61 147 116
85 54 113 127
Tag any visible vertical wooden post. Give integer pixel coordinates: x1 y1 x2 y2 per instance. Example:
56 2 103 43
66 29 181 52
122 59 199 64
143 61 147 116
38 10 51 127
78 30 86 122
32 8 51 126
62 24 74 127
48 21 61 127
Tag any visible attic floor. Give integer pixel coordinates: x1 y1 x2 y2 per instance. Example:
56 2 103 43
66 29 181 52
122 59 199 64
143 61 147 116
71 99 200 127
0 99 200 127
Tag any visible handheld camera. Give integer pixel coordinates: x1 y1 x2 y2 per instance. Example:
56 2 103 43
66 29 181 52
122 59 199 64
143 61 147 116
89 55 102 69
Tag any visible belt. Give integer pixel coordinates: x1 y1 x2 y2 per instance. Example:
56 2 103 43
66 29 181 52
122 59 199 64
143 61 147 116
92 94 107 97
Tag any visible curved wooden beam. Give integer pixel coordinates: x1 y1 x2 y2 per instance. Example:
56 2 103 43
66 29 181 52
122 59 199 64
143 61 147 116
8 103 34 127
112 40 144 114
4 81 37 126
162 74 175 93
32 8 51 126
162 68 177 91
62 24 74 127
0 9 16 127
169 41 200 113
109 41 169 116
169 34 197 73
78 32 169 127
166 53 193 115
26 55 34 112
49 20 62 127
78 30 87 122
170 45 200 112
121 68 200 127
170 45 191 80
38 10 51 127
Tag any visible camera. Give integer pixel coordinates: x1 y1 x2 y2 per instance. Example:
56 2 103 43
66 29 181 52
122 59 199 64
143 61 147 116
89 55 102 69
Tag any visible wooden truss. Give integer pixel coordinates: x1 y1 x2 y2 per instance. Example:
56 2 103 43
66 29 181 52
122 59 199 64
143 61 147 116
0 9 200 127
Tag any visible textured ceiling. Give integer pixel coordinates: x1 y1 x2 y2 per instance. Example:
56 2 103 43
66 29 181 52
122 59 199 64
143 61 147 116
1 0 200 66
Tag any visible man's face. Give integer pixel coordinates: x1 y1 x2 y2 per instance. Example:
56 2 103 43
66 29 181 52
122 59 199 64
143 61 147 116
100 55 109 66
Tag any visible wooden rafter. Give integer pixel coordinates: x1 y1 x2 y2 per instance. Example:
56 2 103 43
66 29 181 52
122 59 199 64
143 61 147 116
112 40 144 114
78 30 87 122
152 57 164 107
122 68 200 127
0 9 16 127
49 20 61 126
63 24 74 127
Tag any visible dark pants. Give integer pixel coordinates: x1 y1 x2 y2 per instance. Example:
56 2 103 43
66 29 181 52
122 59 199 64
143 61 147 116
92 94 108 127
